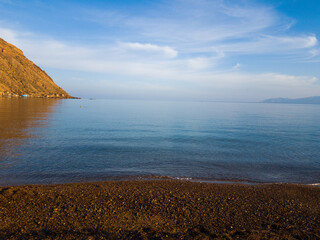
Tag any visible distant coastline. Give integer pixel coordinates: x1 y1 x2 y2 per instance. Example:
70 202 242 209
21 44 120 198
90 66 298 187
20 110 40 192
262 96 320 104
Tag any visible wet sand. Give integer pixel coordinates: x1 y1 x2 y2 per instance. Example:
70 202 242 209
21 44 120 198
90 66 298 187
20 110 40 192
0 180 319 239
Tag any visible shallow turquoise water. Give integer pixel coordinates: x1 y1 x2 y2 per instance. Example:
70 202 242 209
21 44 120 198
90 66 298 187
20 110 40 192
0 98 319 185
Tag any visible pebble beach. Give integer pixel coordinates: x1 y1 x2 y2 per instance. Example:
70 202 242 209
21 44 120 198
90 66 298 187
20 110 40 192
0 180 319 239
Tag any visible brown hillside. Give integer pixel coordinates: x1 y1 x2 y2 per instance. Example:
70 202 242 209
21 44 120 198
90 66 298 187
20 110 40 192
0 38 72 98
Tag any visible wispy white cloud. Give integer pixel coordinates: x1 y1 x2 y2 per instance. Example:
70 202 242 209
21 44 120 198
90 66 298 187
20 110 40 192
213 35 317 55
186 57 213 71
79 0 318 60
84 0 277 45
232 63 241 71
120 42 178 58
309 48 320 57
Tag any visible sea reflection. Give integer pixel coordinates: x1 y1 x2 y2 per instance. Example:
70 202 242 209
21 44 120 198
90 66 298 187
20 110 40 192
0 98 60 162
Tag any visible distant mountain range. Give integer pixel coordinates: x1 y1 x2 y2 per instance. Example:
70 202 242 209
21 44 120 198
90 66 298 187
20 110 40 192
263 96 320 104
0 38 72 98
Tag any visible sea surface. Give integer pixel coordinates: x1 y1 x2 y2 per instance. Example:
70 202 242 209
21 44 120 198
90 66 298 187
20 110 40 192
0 98 319 186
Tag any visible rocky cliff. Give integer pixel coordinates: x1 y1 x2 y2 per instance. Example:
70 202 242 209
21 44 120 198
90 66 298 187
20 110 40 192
0 38 72 98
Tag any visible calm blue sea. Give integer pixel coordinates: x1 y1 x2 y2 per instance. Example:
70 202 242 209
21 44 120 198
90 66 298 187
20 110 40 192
0 98 319 185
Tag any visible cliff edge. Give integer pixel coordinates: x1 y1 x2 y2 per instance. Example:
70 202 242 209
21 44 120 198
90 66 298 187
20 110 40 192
0 38 73 98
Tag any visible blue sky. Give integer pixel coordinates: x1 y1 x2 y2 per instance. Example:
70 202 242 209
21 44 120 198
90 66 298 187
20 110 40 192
0 0 319 101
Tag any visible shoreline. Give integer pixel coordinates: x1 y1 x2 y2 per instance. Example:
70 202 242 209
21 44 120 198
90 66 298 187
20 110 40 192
1 174 319 188
0 179 319 239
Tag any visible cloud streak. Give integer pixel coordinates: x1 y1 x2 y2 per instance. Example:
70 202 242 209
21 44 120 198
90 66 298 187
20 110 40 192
121 42 178 58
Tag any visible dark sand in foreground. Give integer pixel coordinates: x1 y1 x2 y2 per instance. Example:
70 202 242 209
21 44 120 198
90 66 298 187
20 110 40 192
0 180 319 239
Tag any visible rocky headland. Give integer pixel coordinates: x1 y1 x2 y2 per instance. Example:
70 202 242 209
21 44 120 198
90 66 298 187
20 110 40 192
0 38 73 98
